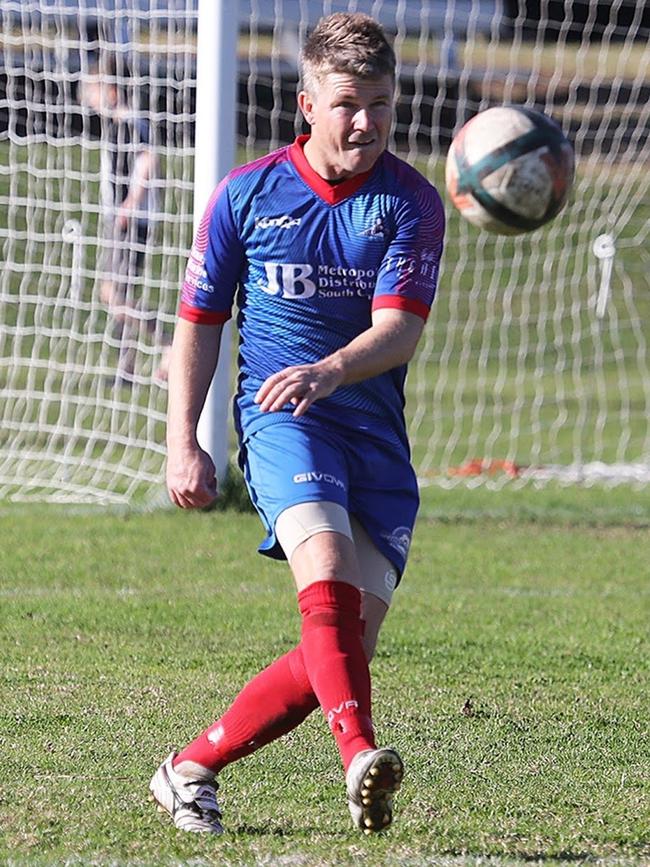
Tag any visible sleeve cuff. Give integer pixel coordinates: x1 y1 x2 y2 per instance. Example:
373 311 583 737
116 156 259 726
371 295 431 321
179 301 231 325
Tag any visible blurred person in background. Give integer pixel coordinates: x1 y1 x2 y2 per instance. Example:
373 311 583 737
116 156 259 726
80 53 170 384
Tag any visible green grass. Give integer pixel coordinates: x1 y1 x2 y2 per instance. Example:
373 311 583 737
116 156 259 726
1 486 649 866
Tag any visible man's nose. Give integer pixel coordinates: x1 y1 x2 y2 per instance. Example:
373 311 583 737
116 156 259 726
353 108 374 132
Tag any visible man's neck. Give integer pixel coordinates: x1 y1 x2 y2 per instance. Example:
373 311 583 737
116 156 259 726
303 137 351 183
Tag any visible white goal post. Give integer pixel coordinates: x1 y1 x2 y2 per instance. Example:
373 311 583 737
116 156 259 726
193 0 237 484
0 0 649 504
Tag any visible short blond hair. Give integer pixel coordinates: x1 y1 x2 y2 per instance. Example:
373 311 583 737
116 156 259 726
300 13 396 95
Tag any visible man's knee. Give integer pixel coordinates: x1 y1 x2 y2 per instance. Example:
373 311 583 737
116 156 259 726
361 591 389 663
276 502 361 591
274 502 392 658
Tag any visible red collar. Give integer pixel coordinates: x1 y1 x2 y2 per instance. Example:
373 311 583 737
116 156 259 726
288 134 376 205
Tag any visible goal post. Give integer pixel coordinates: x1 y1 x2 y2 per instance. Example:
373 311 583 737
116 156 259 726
193 0 238 484
0 0 649 505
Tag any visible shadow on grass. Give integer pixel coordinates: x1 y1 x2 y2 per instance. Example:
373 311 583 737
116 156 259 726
233 824 289 837
440 850 610 864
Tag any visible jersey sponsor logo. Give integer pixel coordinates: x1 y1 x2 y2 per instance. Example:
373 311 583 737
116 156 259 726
317 264 376 297
293 471 346 489
383 254 418 276
327 699 359 726
184 251 213 292
419 250 440 283
358 216 386 238
254 214 301 230
381 526 412 558
186 253 204 276
258 261 378 300
419 260 439 282
382 254 439 287
260 262 317 298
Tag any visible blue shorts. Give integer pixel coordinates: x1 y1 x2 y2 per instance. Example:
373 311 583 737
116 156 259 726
240 419 419 580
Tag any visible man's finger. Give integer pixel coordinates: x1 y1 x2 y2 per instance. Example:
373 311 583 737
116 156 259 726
168 488 183 508
292 395 313 417
258 380 298 412
255 369 289 404
171 489 194 509
268 386 300 412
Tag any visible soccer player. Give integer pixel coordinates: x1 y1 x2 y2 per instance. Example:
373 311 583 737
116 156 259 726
150 12 444 835
80 54 170 383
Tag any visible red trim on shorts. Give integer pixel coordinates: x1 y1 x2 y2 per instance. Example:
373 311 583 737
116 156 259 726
179 302 231 325
371 295 431 321
289 135 375 205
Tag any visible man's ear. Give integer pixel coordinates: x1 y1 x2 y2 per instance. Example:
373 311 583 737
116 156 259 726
297 90 315 125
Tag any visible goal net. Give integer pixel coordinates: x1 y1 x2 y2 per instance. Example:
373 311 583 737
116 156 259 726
1 1 649 504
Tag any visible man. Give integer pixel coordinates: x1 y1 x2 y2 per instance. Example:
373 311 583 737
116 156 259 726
80 55 169 383
150 12 444 835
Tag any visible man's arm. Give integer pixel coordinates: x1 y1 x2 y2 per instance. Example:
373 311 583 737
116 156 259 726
166 318 224 508
116 149 156 230
255 308 424 417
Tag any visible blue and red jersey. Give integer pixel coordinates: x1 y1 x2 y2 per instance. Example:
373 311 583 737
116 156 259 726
180 135 445 446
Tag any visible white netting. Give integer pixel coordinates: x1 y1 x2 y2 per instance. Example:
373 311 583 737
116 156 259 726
0 1 196 502
1 1 649 503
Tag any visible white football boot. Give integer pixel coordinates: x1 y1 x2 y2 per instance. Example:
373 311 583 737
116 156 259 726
149 752 224 834
345 748 404 834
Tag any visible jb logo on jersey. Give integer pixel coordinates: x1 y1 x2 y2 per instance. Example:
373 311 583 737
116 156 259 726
259 263 317 298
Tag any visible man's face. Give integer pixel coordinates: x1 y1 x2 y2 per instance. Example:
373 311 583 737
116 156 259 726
299 71 394 179
79 75 118 115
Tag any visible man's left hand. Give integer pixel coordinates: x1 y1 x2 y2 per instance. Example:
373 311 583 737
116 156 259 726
255 360 343 417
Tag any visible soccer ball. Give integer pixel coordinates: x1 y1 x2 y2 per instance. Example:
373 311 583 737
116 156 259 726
445 105 574 235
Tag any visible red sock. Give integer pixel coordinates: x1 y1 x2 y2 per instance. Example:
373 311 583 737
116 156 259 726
298 580 376 771
173 645 318 774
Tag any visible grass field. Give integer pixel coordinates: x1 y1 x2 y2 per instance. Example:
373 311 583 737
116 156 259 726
1 484 649 866
1 23 649 865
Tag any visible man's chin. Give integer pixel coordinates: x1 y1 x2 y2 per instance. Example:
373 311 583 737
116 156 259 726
345 145 381 175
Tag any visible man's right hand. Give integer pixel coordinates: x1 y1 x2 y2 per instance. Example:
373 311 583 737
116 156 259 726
166 443 218 509
165 319 224 509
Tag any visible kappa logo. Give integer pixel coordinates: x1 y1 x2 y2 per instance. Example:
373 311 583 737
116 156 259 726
255 214 301 230
293 471 346 489
359 216 386 238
